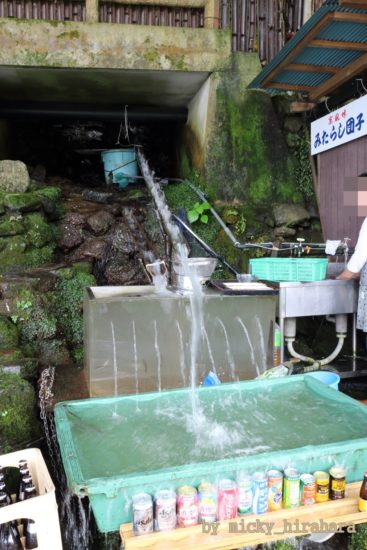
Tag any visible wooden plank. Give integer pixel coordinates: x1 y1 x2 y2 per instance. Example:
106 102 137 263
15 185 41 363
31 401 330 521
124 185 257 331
341 0 367 7
309 39 367 51
267 82 316 92
287 63 339 74
120 482 367 550
309 50 367 100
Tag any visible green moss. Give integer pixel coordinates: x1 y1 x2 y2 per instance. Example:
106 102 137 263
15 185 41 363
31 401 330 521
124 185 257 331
0 357 39 382
0 371 40 452
25 244 55 267
0 213 24 236
18 305 57 343
0 317 19 349
34 186 65 220
3 192 42 212
57 30 80 39
350 523 367 549
71 346 84 364
55 271 96 346
24 212 53 248
0 348 23 365
143 49 159 63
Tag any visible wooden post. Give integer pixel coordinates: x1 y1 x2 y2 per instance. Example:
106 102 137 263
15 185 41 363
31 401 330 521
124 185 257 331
86 0 99 23
204 0 219 29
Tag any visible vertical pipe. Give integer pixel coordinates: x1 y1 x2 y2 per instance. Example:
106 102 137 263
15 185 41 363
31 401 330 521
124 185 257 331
231 0 238 51
258 0 266 64
248 0 255 51
239 0 246 51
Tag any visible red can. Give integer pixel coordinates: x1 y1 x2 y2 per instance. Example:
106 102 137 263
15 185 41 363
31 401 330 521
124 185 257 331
218 479 237 520
177 486 198 527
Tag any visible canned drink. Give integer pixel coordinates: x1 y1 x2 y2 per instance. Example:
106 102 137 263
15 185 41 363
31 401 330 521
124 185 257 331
300 474 316 506
154 489 177 531
218 479 237 520
177 486 198 527
267 469 283 511
198 482 217 523
237 475 253 516
132 493 153 536
283 468 300 508
252 472 268 514
314 471 330 503
329 467 346 500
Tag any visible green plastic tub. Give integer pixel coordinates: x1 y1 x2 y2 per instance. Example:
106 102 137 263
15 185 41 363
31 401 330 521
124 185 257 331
250 257 328 282
54 375 367 532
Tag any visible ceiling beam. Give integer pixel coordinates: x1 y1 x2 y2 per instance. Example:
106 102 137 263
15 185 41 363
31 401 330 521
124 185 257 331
309 39 367 51
341 0 367 7
332 12 367 23
268 82 316 92
261 12 334 88
309 50 367 100
287 63 339 74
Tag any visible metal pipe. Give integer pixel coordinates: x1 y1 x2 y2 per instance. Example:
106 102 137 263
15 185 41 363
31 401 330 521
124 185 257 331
172 214 238 276
286 335 346 368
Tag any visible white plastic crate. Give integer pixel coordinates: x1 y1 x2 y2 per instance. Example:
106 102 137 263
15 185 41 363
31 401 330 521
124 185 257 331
0 448 62 549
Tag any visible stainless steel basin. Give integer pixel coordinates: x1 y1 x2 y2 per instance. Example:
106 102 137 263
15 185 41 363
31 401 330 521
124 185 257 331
275 263 358 362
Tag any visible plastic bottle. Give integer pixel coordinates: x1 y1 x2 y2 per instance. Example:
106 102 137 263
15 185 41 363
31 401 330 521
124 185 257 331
273 322 281 367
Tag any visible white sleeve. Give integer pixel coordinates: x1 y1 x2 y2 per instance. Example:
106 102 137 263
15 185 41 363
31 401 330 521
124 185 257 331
347 217 367 273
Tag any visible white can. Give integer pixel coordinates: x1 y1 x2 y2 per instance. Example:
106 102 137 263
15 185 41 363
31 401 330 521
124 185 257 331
132 493 153 536
154 489 177 531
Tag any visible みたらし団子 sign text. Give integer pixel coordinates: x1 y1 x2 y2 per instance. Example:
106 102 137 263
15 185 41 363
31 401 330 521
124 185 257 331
310 95 367 156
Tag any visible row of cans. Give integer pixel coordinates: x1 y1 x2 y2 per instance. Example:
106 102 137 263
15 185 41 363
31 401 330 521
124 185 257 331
132 467 346 536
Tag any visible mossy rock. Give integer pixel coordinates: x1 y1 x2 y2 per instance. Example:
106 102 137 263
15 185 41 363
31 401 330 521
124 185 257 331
0 213 24 236
0 317 18 349
18 304 57 343
24 244 56 267
36 338 70 366
34 186 65 220
350 523 367 549
0 357 39 381
24 212 53 248
55 271 96 346
3 192 42 212
0 371 40 452
0 348 23 365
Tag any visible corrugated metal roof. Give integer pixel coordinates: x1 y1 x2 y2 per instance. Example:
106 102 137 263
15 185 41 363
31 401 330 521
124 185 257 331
317 21 367 42
272 70 330 87
248 2 367 99
294 47 363 67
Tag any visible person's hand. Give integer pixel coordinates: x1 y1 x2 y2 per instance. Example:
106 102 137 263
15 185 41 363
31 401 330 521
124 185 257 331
337 269 360 280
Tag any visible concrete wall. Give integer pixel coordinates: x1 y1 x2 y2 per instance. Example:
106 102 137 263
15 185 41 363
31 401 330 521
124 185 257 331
0 19 231 71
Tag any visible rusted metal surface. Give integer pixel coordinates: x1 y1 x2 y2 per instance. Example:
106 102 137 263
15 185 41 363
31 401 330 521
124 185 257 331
318 135 367 248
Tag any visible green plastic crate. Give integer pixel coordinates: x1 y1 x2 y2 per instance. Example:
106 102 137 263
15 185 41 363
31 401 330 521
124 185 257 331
55 375 367 532
250 257 328 282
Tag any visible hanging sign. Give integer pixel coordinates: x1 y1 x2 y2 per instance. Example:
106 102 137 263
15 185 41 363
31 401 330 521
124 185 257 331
311 94 367 155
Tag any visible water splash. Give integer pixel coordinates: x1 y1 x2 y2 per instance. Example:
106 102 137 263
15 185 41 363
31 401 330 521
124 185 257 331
176 320 187 386
216 317 236 380
203 326 217 374
236 317 260 377
154 320 162 391
110 320 120 419
255 315 267 373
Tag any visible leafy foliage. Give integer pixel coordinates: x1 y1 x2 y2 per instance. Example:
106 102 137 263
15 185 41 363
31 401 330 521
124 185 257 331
187 201 211 224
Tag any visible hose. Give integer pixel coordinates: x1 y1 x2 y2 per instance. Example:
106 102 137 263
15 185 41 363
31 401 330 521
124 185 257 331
286 335 346 368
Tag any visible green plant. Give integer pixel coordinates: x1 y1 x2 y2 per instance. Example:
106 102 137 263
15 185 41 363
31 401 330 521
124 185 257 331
350 523 367 549
187 201 211 224
10 299 33 324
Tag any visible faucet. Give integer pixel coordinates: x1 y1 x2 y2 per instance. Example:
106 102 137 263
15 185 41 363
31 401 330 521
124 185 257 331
295 238 305 257
341 237 351 265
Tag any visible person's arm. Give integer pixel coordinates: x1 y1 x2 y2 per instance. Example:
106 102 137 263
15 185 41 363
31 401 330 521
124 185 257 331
337 217 367 280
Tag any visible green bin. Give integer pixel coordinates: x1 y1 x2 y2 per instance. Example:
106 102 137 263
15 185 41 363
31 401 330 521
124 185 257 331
54 375 367 532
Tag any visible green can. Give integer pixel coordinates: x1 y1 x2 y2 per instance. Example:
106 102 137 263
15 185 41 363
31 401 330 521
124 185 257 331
283 468 300 508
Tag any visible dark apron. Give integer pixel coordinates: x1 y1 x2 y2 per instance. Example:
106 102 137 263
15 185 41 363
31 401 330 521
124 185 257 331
357 262 367 332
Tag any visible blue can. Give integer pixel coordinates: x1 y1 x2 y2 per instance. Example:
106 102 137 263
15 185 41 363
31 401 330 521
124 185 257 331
252 472 268 514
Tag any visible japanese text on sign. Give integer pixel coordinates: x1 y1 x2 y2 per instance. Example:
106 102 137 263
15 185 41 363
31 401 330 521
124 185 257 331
311 95 367 155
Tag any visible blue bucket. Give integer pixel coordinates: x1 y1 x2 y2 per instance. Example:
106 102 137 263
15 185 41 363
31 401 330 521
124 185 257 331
306 371 340 390
101 148 138 188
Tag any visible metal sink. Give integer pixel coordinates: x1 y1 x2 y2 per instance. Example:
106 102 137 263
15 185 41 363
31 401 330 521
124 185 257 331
275 263 358 362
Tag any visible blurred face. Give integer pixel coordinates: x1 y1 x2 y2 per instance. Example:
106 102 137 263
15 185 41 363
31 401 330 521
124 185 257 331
344 177 367 217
